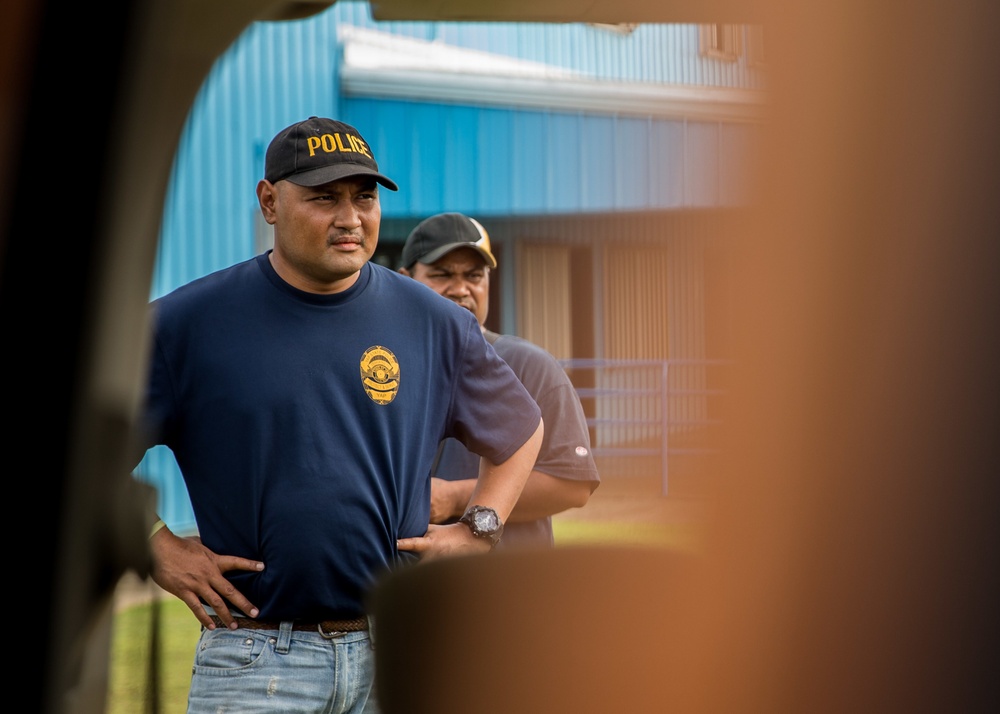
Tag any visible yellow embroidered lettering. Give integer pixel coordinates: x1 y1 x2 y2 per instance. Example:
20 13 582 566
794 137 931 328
351 135 373 159
303 132 372 160
320 133 337 153
334 133 352 153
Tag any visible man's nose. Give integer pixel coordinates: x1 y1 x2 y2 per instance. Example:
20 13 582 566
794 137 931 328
444 276 471 294
333 203 361 227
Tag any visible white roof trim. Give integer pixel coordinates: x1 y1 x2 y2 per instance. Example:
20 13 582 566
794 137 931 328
339 26 767 123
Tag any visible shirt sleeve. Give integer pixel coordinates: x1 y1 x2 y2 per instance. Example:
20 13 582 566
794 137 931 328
446 320 541 464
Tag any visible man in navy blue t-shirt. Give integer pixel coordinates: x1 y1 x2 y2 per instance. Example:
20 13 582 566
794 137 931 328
141 117 543 714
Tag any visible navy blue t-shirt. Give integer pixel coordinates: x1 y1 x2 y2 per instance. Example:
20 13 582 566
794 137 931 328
141 254 540 619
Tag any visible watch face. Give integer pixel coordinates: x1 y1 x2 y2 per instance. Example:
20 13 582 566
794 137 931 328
460 506 503 547
473 509 499 533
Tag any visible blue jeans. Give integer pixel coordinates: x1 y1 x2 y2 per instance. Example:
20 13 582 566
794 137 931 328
187 620 379 713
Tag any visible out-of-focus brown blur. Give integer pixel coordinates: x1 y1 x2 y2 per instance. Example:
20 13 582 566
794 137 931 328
4 1 996 712
369 1 1000 712
671 2 999 710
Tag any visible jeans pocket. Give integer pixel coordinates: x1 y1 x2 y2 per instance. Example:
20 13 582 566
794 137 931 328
192 627 271 675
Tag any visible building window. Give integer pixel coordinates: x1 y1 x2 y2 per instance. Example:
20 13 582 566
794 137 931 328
699 24 743 62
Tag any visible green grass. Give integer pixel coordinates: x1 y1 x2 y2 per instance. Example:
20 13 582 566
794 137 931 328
107 598 201 714
108 519 701 712
553 519 702 552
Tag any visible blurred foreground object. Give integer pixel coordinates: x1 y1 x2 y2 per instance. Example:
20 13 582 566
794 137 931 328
369 547 704 713
5 0 998 711
368 0 1000 711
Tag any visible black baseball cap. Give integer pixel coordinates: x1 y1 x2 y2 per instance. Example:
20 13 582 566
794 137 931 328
401 213 497 269
264 116 398 191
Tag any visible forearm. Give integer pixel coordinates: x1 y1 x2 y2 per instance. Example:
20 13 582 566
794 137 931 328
430 477 475 523
467 419 544 521
506 471 594 522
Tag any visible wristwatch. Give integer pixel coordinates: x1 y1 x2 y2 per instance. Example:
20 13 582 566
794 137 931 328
458 505 504 548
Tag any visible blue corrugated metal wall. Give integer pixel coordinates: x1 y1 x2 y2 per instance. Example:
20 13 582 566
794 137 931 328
345 97 752 218
155 1 763 297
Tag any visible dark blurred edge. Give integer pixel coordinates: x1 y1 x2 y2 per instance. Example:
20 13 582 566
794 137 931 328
1 2 335 713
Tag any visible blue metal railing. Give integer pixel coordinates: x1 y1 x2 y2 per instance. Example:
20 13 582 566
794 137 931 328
557 359 729 495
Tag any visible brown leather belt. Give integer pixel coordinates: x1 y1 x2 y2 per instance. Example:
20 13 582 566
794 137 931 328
210 615 368 637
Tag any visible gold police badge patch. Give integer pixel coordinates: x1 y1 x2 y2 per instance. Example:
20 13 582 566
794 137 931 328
360 345 399 405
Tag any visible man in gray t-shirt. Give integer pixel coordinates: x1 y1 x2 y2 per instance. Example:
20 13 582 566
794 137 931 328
400 212 601 548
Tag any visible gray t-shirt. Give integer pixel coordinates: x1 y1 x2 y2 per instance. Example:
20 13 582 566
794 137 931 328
431 331 601 548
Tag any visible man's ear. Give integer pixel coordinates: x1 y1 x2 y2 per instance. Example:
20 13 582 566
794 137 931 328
256 179 278 225
397 266 411 277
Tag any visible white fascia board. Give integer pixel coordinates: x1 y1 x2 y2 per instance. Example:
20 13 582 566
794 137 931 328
339 26 767 123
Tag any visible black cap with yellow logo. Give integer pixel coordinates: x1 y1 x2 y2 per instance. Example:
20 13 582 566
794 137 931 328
264 116 398 191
